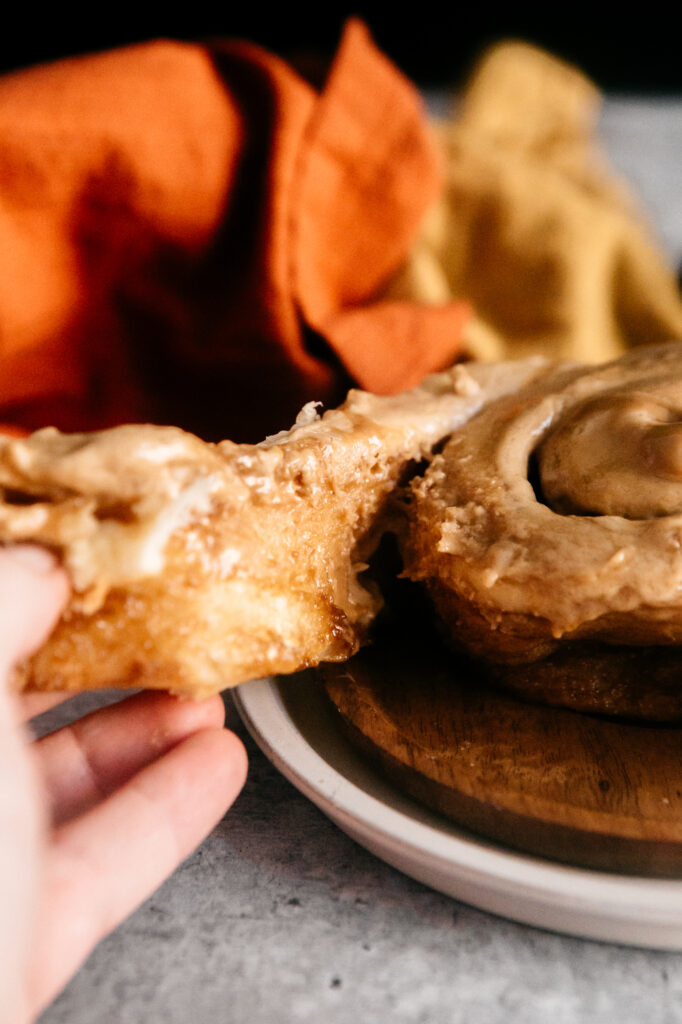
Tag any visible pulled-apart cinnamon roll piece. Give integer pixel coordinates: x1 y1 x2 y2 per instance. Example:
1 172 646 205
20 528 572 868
403 343 682 720
0 359 544 698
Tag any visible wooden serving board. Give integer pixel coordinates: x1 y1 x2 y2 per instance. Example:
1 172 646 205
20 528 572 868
319 634 682 877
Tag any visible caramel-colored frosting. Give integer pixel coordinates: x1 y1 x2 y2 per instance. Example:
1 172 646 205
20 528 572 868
406 343 682 662
539 382 682 518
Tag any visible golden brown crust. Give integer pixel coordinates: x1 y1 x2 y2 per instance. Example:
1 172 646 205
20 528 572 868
485 644 682 723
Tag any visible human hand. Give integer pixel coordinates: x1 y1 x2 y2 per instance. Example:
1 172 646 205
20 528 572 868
0 547 248 1024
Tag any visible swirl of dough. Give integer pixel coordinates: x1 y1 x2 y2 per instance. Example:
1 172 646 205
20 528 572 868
539 385 682 518
405 343 682 665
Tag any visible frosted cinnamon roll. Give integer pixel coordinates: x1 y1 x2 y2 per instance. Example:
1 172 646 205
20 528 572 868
404 343 682 720
0 358 543 698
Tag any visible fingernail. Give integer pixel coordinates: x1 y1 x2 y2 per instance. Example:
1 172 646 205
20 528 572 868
3 545 59 575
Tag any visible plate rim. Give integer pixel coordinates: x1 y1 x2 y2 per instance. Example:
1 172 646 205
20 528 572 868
233 674 682 949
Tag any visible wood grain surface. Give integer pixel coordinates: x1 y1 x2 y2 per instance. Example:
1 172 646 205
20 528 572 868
320 633 682 877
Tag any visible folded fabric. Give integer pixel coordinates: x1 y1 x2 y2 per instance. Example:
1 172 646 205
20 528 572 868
2 28 679 446
0 20 469 442
387 42 682 364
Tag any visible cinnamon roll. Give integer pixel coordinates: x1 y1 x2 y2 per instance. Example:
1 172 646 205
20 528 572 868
0 358 542 698
403 343 682 721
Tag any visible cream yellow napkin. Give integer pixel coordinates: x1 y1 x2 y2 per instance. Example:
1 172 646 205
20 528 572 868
387 42 682 363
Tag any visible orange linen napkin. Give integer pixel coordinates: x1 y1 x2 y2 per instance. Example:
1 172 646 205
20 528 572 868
0 20 470 442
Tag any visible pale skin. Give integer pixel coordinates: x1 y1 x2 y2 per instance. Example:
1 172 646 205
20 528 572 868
0 546 248 1024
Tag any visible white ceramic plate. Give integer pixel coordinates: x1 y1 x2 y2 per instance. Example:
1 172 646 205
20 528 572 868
233 671 682 949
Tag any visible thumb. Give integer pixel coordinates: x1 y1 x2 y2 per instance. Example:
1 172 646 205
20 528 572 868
0 546 68 1024
0 546 69 681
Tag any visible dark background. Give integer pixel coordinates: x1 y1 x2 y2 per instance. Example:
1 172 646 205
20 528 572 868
1 11 680 92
